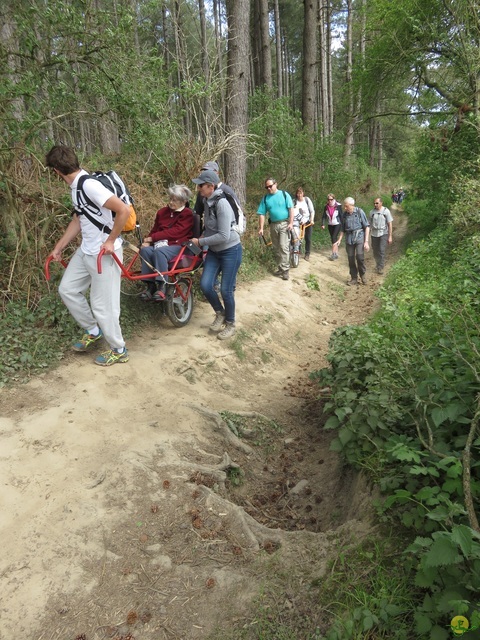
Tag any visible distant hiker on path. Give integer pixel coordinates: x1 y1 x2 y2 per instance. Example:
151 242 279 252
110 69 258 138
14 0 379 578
321 193 343 261
335 197 370 286
46 145 130 367
369 197 393 275
292 187 315 261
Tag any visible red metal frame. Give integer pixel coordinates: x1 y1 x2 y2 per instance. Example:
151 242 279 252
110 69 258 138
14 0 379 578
44 243 204 296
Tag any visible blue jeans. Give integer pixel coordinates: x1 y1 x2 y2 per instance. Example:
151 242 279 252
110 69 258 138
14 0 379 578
200 243 242 324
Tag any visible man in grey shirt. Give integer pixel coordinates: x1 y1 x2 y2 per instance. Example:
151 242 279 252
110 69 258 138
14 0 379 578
369 198 393 275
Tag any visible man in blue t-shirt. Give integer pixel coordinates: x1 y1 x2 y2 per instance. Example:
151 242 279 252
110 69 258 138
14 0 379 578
257 178 294 280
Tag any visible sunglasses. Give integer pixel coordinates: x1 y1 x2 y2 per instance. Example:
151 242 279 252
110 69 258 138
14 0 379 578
265 184 275 189
327 197 334 200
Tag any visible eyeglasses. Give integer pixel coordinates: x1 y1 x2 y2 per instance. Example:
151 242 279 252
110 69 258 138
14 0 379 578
327 197 334 201
374 201 381 204
265 183 275 189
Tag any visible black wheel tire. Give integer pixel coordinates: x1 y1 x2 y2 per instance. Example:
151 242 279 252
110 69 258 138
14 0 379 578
290 249 300 268
166 277 194 327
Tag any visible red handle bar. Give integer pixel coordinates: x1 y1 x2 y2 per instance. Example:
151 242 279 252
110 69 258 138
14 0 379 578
44 255 68 280
97 249 125 274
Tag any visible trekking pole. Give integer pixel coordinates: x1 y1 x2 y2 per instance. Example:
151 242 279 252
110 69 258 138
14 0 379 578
259 234 272 247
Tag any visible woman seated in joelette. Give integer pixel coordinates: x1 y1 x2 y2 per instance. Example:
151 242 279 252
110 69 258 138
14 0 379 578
139 184 193 301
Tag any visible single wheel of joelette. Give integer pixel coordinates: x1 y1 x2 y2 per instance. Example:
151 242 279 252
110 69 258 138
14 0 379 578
166 277 194 327
290 244 300 268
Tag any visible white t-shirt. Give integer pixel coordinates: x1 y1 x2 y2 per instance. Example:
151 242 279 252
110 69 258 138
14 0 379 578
70 170 123 255
293 197 313 226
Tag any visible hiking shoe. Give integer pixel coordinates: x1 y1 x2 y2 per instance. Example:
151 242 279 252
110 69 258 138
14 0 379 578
360 275 367 285
217 323 236 340
72 329 103 352
282 271 289 280
333 253 339 260
328 254 335 261
139 290 153 301
376 267 384 275
304 254 310 261
273 269 283 277
209 312 225 333
94 348 129 366
346 279 358 286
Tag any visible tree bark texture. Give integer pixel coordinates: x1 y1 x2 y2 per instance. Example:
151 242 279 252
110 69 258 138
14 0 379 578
225 0 250 206
258 0 272 89
302 0 318 132
273 0 283 97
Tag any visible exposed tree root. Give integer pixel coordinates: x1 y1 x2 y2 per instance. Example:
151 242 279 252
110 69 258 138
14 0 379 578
196 484 324 553
186 404 254 454
175 452 240 489
229 410 275 421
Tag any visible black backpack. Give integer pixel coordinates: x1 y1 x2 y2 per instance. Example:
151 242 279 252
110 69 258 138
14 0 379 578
75 170 137 233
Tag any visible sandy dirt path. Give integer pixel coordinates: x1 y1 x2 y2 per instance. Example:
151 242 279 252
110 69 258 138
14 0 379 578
0 210 406 640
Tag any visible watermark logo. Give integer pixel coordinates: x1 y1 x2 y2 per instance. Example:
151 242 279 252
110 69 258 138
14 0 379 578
450 615 479 637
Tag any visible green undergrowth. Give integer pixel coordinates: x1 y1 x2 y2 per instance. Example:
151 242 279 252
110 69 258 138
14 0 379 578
316 535 417 640
312 223 480 639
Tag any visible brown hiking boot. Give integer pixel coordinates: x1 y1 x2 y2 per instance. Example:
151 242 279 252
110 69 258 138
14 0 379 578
209 312 225 333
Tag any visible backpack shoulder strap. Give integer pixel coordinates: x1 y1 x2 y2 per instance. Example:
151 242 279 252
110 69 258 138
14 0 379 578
78 209 112 234
75 174 113 234
76 174 100 211
209 191 227 216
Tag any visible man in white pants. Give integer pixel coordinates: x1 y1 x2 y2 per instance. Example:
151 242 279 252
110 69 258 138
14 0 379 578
46 145 130 366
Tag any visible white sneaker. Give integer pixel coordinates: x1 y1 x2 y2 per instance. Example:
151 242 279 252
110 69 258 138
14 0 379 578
217 323 236 340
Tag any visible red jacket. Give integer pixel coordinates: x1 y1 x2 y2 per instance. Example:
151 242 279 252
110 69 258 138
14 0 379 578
148 206 194 245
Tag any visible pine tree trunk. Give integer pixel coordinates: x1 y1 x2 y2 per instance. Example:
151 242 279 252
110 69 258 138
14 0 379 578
258 0 272 89
225 0 250 206
273 0 283 97
327 0 334 136
318 0 329 136
251 0 262 89
198 0 211 138
302 0 318 131
344 0 354 167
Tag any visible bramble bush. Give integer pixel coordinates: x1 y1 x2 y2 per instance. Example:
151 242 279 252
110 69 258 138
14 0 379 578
313 221 480 639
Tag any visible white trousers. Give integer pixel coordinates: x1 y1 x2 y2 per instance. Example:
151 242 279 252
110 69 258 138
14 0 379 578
58 246 125 350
